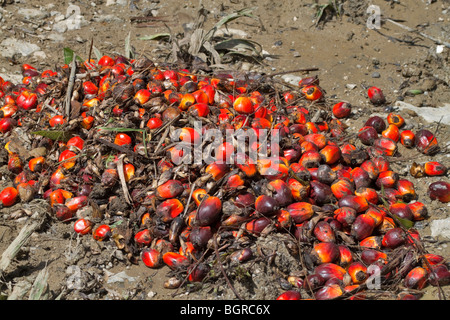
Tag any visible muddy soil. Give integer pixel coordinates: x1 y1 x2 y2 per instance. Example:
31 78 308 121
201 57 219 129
0 0 449 301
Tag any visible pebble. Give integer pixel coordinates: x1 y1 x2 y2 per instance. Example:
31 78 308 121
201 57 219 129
0 38 40 58
17 8 49 20
430 217 450 239
372 72 380 78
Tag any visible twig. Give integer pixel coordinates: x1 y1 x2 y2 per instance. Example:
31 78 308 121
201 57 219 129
64 53 77 119
385 18 450 48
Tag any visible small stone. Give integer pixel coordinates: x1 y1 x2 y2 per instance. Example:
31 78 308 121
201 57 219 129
372 72 381 78
0 38 40 58
53 21 68 33
17 8 50 20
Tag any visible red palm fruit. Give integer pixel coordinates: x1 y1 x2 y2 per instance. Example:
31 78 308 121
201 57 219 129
205 161 229 181
73 218 93 235
304 133 327 150
0 117 15 133
367 86 386 105
229 247 253 264
424 161 447 176
59 149 77 169
192 188 208 206
316 164 336 185
407 202 428 221
235 192 255 208
156 199 184 223
332 102 351 119
338 195 369 213
331 179 354 200
337 245 353 267
387 113 405 128
355 187 379 205
360 236 382 249
428 264 450 287
0 104 18 118
178 127 201 145
351 213 376 241
310 242 340 264
348 262 368 284
81 112 94 129
146 117 163 130
134 229 152 247
114 133 132 146
192 89 208 104
358 126 378 146
141 248 162 268
93 224 111 241
382 228 406 249
215 141 234 164
101 168 118 188
49 115 66 127
257 157 289 181
189 102 210 117
400 130 415 148
334 207 357 229
300 140 318 154
188 263 210 282
310 180 334 205
404 267 428 289
372 156 390 172
288 178 310 202
396 179 417 202
389 202 414 221
16 90 38 110
373 137 397 156
365 116 386 133
360 160 380 180
156 180 184 199
162 252 189 269
428 181 450 203
361 249 387 265
275 209 291 230
66 136 84 151
255 195 278 216
314 221 336 242
351 167 370 190
190 226 213 249
320 145 341 164
48 189 69 207
314 263 347 282
82 80 98 95
287 202 315 224
98 55 115 67
382 124 400 142
299 150 322 169
302 273 325 292
301 85 323 101
276 290 302 300
422 254 444 270
245 217 271 236
415 129 440 155
0 187 18 207
375 170 398 189
233 96 254 114
65 195 88 212
196 196 222 226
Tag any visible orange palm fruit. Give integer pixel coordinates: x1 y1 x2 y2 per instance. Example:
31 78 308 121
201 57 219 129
355 187 379 205
287 178 310 201
299 150 322 169
422 253 445 271
338 245 353 267
396 179 417 202
359 236 382 249
179 93 196 111
387 112 405 127
382 124 401 143
373 137 397 156
65 195 88 212
301 85 323 101
360 160 380 180
423 161 447 176
205 161 229 180
310 242 340 264
286 202 315 224
375 170 398 189
0 186 18 207
233 96 254 114
319 145 341 164
334 206 357 229
314 263 347 282
276 290 302 300
313 221 336 243
245 217 271 236
331 179 354 200
348 262 368 284
407 201 428 221
338 195 369 213
156 180 184 199
192 188 208 206
364 205 385 227
400 130 415 148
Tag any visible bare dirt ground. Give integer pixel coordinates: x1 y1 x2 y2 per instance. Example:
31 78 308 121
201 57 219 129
0 0 449 301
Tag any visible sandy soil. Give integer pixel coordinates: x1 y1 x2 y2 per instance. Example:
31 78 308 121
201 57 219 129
0 0 449 301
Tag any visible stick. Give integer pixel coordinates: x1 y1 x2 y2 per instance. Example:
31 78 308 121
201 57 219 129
64 53 77 119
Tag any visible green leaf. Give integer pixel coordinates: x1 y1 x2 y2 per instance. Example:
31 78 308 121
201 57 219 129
139 33 171 41
63 47 83 65
32 130 73 142
395 216 415 229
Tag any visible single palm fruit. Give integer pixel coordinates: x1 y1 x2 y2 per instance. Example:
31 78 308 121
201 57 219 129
195 196 222 226
0 186 18 207
313 221 336 243
233 96 254 114
348 261 368 284
188 263 211 282
382 124 400 142
93 224 111 241
59 149 77 169
423 161 447 176
334 206 357 229
359 236 383 249
415 129 440 155
338 245 353 267
367 86 386 105
373 137 397 156
338 195 368 213
267 179 293 207
375 170 398 189
205 161 229 180
358 126 379 146
315 284 344 300
156 199 184 223
428 181 450 203
156 180 184 199
141 248 162 268
404 267 428 289
162 252 189 270
428 264 450 287
396 179 417 202
332 101 352 119
400 130 415 148
255 195 278 216
286 202 315 224
245 217 271 236
382 228 406 249
276 290 302 300
361 248 387 265
73 218 93 235
314 263 347 282
389 202 414 221
351 213 376 241
229 248 253 264
355 187 379 205
310 242 340 264
331 179 355 200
